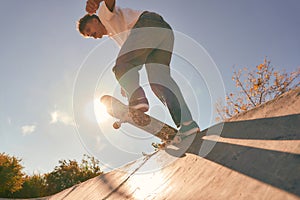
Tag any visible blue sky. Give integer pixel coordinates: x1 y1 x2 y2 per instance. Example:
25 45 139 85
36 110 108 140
1 0 299 174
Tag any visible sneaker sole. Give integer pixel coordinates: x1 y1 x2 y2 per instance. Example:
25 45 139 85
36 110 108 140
179 127 200 137
130 103 149 112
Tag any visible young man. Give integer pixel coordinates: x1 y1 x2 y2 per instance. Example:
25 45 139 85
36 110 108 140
78 0 200 135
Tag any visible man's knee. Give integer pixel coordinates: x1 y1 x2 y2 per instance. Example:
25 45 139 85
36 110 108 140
113 63 142 80
112 64 124 80
146 49 172 66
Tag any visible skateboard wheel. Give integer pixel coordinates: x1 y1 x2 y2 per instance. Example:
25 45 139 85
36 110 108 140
113 122 121 129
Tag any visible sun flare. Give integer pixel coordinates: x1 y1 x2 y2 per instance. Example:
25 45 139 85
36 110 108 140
93 99 110 123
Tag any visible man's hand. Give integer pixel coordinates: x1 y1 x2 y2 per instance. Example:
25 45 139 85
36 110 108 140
86 0 102 15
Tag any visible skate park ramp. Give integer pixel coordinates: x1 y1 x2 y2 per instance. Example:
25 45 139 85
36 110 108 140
50 88 300 199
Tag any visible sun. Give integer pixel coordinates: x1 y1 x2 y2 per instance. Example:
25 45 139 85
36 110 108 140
93 99 110 123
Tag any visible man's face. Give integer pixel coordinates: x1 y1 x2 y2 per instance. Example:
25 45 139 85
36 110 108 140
83 18 107 39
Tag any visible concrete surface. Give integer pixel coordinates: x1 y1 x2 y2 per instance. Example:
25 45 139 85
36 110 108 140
49 113 300 199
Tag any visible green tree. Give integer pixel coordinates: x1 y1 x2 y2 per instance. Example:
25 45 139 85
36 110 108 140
0 153 102 197
0 153 24 197
13 174 47 198
216 58 300 121
80 154 102 177
45 154 102 195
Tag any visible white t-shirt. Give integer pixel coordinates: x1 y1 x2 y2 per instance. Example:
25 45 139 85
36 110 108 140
98 3 143 46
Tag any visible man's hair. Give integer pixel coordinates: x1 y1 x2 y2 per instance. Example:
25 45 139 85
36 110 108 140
77 14 101 36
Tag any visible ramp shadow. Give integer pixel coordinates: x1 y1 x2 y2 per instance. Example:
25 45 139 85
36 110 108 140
218 114 300 140
204 140 300 196
166 114 300 196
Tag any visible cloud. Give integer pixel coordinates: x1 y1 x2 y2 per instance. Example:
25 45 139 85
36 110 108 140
21 125 36 136
7 117 12 125
50 110 75 126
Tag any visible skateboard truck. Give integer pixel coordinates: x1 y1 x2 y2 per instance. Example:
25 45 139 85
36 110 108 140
152 135 182 150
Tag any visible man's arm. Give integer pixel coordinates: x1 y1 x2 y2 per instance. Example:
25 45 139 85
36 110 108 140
86 0 115 14
104 0 115 12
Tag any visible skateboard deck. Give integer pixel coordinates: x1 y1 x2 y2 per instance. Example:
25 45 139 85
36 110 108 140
100 95 180 144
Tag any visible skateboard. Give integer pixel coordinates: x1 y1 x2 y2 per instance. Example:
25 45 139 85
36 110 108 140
100 95 182 148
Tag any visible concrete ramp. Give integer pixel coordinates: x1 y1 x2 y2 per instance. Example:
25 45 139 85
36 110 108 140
50 114 300 200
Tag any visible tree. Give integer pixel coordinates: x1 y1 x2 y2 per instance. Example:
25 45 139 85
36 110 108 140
216 58 300 121
0 153 24 197
13 174 47 198
0 153 103 197
45 154 102 195
80 154 102 179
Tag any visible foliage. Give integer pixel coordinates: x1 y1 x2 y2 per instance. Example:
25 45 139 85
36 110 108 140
13 174 47 198
0 153 24 197
0 153 102 198
45 154 102 195
216 58 300 121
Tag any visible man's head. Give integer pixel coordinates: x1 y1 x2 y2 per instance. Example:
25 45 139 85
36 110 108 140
77 14 107 39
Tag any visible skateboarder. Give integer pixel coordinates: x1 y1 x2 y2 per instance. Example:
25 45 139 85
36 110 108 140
77 0 200 136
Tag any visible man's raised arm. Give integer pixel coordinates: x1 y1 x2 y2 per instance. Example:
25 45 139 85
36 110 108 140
86 0 115 14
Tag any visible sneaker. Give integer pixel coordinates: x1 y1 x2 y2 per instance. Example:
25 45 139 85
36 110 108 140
129 87 149 112
129 97 149 112
178 121 200 137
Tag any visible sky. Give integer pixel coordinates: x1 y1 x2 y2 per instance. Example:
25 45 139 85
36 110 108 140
1 0 299 175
